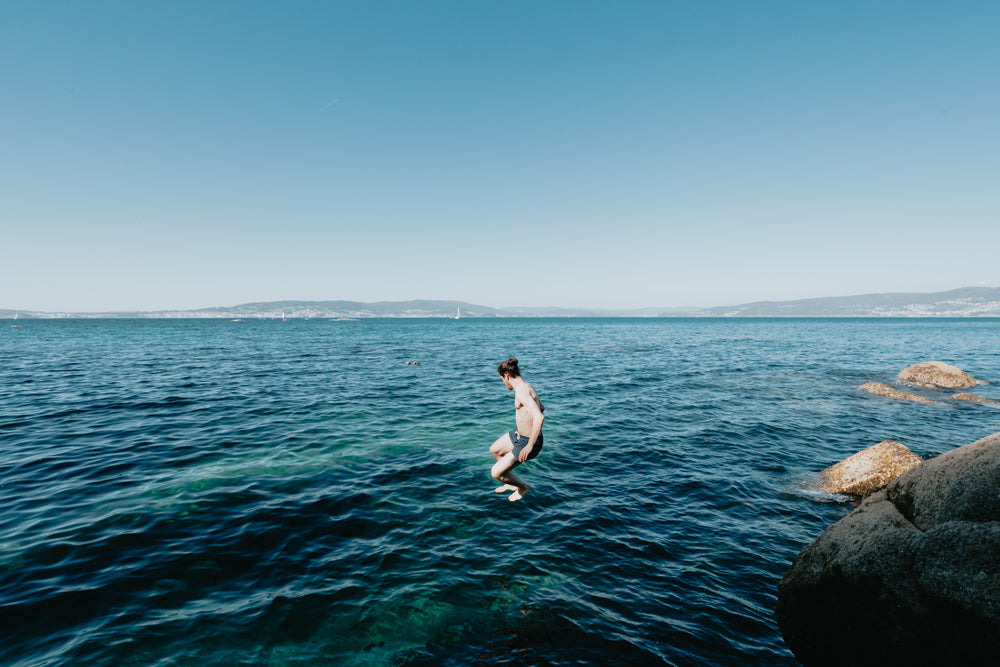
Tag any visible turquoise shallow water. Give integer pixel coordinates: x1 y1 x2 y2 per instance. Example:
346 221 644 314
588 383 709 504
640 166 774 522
2 318 1000 666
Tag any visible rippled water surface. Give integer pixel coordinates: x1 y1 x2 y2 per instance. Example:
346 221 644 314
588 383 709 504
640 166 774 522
3 318 1000 665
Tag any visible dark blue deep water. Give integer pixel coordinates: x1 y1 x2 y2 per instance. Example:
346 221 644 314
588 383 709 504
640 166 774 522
3 318 1000 666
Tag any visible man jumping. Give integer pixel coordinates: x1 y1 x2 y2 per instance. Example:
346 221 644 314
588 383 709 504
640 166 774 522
489 357 545 501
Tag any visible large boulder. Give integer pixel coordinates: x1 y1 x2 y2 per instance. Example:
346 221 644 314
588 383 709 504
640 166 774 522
859 382 931 403
818 440 922 497
777 431 1000 665
898 361 979 388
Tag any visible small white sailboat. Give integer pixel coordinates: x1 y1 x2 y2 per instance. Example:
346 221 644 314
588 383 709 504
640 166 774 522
455 307 461 320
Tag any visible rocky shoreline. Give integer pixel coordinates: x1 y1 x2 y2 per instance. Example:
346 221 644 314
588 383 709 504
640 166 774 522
778 362 1000 664
860 361 998 405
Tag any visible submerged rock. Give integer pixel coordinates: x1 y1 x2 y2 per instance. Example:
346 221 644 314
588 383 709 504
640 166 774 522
818 440 922 497
952 392 1000 405
898 361 979 388
777 431 1000 665
859 382 931 403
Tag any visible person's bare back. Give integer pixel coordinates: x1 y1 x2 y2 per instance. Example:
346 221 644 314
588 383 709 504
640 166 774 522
514 382 544 437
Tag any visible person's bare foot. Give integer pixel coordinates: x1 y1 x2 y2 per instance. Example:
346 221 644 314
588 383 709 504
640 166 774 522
508 486 531 501
495 484 518 493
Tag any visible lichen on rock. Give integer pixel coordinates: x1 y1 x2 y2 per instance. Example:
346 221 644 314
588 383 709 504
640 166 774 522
860 382 932 403
952 393 1000 405
898 361 979 388
818 440 922 497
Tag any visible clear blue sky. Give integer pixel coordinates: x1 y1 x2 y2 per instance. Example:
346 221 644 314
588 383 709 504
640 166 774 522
3 1 998 311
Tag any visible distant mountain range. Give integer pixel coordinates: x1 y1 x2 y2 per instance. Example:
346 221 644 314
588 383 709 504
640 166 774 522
0 300 656 319
3 287 1000 318
684 286 1000 317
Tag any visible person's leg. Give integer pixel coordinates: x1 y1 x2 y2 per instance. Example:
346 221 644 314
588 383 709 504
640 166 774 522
490 433 517 493
489 433 518 493
490 433 512 461
491 451 530 501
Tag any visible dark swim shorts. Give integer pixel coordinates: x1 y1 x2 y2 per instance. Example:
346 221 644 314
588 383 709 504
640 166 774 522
508 430 543 461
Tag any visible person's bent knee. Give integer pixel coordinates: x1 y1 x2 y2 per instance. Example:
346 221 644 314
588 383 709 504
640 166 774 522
491 460 512 480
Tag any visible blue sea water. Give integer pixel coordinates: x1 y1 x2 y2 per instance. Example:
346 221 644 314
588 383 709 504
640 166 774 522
2 317 1000 666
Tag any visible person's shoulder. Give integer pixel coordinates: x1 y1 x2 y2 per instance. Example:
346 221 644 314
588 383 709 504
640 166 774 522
518 382 541 403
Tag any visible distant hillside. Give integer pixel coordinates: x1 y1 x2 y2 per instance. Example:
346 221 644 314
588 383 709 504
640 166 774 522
681 287 1000 317
5 287 1000 318
1 300 636 319
193 300 496 318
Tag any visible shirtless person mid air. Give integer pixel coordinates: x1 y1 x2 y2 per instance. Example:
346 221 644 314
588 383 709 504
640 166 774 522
490 357 545 502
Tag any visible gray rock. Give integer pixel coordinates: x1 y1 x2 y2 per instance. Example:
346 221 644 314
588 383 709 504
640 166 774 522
860 382 931 403
777 431 1000 665
952 392 1000 405
818 440 922 497
898 361 979 388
